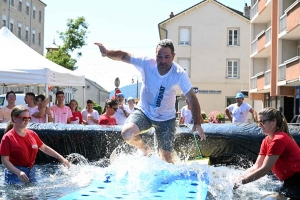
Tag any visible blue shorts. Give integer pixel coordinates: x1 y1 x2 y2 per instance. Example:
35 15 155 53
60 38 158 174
125 109 176 151
5 166 36 185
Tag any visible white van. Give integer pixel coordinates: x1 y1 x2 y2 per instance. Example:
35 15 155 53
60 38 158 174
0 93 26 109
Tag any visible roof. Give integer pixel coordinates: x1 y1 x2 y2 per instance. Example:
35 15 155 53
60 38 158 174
158 0 249 26
86 78 109 92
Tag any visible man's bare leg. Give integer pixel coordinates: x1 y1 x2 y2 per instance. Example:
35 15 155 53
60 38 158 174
159 149 173 163
121 122 152 156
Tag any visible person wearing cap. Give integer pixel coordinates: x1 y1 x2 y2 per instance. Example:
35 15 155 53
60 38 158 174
225 93 257 123
127 97 136 114
95 39 205 163
114 93 130 125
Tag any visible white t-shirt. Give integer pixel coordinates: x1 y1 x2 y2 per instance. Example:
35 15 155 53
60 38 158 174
81 109 100 125
114 104 130 125
130 55 192 121
128 106 135 114
227 103 252 123
180 105 193 124
26 105 39 123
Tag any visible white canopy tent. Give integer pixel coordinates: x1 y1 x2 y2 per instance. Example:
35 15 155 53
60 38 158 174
0 27 85 88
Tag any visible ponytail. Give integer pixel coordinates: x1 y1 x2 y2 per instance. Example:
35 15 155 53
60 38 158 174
4 121 14 134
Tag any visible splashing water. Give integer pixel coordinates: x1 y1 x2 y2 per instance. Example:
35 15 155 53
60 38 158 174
0 152 283 199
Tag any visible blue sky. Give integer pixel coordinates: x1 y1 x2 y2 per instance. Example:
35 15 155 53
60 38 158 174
42 0 251 91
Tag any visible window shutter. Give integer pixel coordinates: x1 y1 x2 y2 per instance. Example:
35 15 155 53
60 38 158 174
179 28 190 45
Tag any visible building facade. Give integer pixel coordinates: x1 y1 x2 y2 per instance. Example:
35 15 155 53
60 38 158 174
158 0 252 119
250 0 300 122
74 78 110 110
0 0 46 55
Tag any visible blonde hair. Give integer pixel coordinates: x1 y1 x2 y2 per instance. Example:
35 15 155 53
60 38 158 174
258 107 292 139
4 106 29 134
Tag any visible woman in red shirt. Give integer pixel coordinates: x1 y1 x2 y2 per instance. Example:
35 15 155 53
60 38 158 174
69 99 84 124
0 106 70 185
234 107 300 198
98 99 118 125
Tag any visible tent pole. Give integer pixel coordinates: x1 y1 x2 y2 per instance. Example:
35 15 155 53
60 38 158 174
83 86 85 110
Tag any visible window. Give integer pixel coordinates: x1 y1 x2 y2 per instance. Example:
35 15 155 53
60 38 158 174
9 19 14 33
38 10 41 22
227 60 239 78
32 6 36 19
18 22 21 38
228 28 239 46
177 58 191 77
297 45 300 56
2 15 6 27
38 32 41 46
179 27 191 45
32 29 35 44
18 0 22 11
25 26 28 41
26 2 29 15
10 0 14 6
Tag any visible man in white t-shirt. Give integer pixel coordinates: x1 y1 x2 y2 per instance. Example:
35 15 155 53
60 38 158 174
24 92 39 122
95 39 206 163
225 93 257 123
114 93 130 125
180 99 193 124
81 99 100 125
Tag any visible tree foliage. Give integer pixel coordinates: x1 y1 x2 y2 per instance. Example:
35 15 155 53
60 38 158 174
46 48 77 70
46 16 88 71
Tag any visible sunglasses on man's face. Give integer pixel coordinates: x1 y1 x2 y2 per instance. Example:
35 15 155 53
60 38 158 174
112 107 118 111
256 119 270 126
15 116 31 121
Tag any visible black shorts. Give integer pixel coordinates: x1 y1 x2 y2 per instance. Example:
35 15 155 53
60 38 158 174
125 109 176 151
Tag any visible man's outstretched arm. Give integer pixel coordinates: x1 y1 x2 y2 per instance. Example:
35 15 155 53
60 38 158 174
94 43 131 64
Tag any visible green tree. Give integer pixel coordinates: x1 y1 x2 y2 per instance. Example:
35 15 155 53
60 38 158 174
46 16 89 71
93 102 102 115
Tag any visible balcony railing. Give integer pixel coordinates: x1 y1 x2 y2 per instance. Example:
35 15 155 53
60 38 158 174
251 38 258 55
279 14 287 33
251 1 258 19
278 64 286 81
265 70 271 86
265 27 271 44
250 76 257 89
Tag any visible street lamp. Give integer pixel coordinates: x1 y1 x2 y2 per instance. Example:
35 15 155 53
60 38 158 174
132 75 141 99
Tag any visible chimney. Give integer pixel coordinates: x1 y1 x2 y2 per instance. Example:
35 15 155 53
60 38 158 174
169 12 174 18
243 3 250 19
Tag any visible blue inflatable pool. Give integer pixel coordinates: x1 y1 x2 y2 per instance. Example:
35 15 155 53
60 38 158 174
59 170 209 200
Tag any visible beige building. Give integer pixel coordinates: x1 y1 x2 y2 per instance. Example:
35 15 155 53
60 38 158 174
249 0 300 122
158 0 252 119
0 0 46 55
74 78 110 110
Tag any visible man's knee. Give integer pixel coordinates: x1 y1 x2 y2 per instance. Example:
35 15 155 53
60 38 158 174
121 123 140 141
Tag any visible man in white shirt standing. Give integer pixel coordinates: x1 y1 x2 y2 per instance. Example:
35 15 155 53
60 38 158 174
225 93 257 123
95 39 206 163
114 93 130 125
179 98 193 124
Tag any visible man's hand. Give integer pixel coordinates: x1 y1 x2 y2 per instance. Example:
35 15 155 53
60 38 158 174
94 43 107 57
191 124 206 141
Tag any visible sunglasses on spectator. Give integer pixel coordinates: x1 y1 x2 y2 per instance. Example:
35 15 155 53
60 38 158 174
256 119 270 126
15 116 31 121
112 107 118 111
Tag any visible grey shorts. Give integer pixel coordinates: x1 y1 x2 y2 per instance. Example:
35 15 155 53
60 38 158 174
125 109 176 151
